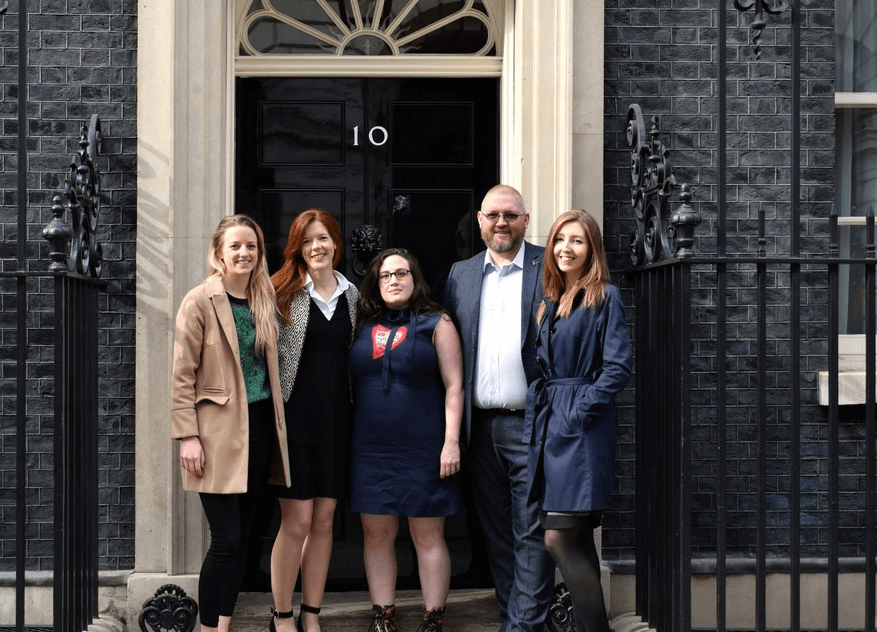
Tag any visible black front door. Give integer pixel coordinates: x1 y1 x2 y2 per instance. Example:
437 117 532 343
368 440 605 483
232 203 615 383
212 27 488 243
236 76 498 590
236 77 497 288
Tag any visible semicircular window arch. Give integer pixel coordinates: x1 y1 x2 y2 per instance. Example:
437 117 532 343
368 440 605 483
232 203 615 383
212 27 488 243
240 0 497 56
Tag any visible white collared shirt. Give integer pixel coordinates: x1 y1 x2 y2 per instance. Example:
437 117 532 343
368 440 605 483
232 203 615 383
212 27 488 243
474 246 528 410
305 270 350 321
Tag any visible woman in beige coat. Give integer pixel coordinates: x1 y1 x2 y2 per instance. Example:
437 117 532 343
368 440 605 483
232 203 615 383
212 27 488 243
172 214 291 632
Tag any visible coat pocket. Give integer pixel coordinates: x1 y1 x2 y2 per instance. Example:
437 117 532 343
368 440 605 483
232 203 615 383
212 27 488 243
550 383 591 436
196 387 229 406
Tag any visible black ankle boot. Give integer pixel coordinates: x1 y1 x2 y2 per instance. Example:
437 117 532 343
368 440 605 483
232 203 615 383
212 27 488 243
367 604 396 632
416 606 446 632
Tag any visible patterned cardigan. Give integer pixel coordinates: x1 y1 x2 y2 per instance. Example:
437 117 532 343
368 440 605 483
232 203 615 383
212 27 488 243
277 283 359 402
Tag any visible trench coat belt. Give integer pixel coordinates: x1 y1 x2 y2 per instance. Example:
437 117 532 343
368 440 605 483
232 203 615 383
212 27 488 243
527 376 594 505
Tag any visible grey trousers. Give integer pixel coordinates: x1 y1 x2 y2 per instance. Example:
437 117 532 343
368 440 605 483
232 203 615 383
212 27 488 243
468 409 555 632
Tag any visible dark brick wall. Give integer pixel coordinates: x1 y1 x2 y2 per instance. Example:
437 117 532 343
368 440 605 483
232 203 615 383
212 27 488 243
0 0 136 571
602 0 852 560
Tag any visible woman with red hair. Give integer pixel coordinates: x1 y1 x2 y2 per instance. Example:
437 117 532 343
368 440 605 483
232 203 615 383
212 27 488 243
268 209 358 632
526 210 633 632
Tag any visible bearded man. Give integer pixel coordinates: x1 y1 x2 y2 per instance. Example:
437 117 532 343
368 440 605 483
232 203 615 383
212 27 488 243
443 184 554 632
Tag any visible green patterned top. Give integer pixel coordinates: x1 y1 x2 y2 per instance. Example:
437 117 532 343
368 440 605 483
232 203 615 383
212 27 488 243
229 295 271 403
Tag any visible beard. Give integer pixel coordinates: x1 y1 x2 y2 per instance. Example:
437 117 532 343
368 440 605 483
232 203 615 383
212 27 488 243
483 231 523 254
488 239 521 253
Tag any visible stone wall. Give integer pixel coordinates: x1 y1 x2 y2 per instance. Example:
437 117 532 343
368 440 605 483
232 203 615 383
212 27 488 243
0 0 137 571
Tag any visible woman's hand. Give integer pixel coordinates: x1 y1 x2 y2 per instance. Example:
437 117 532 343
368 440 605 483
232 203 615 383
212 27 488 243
180 436 205 477
440 439 461 478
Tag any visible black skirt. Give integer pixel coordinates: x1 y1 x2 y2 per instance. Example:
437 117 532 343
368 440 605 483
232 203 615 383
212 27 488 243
538 510 603 530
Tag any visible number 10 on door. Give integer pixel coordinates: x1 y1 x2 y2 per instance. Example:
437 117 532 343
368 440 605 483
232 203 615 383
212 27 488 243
352 125 388 147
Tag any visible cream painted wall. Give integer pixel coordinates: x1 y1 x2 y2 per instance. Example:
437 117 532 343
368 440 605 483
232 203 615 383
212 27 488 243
513 0 603 246
572 1 605 234
131 0 237 622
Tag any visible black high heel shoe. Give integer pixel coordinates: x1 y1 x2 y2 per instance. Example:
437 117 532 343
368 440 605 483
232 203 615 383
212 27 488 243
297 603 322 632
270 607 294 632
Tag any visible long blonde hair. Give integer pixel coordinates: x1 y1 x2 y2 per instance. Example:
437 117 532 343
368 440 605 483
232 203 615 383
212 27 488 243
207 214 277 354
539 210 610 322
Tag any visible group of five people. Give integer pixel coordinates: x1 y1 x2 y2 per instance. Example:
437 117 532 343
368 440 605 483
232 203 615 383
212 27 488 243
171 184 633 632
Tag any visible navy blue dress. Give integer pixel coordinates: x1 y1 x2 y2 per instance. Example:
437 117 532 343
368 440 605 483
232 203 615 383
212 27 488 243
349 309 460 517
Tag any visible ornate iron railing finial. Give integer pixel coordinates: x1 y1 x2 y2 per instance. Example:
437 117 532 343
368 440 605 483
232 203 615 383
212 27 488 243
734 0 790 60
628 104 699 266
42 195 74 271
44 114 104 276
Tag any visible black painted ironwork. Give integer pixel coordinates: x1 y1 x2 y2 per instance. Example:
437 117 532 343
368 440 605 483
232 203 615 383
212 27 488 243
8 113 107 631
43 196 74 272
63 115 103 278
42 115 103 276
14 3 28 630
545 583 576 632
627 3 877 631
53 272 103 632
138 584 199 632
350 223 384 278
734 0 790 60
632 259 692 632
627 105 700 266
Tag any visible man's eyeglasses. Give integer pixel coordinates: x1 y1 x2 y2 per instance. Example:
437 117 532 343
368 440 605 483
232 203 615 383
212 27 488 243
479 211 525 223
379 269 411 284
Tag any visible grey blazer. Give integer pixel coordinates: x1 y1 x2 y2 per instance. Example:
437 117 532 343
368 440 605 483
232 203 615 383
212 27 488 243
277 283 358 402
442 241 545 445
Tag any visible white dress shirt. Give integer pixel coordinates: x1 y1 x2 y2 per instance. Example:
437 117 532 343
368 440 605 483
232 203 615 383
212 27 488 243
473 246 529 410
305 270 350 320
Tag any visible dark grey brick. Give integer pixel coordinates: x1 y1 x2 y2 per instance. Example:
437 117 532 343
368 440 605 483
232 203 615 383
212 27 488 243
603 2 845 562
1 0 137 573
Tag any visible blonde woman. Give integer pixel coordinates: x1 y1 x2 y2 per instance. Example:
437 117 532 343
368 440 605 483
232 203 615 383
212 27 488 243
172 214 291 632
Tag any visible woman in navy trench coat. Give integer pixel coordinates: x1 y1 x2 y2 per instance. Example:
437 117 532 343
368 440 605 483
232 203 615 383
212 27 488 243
525 210 633 632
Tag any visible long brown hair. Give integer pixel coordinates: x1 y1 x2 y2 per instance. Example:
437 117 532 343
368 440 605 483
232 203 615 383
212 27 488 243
271 209 344 323
207 214 277 353
539 210 611 321
357 248 441 324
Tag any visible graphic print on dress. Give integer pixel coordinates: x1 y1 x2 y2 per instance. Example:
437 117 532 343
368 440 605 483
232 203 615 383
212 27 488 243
372 325 408 359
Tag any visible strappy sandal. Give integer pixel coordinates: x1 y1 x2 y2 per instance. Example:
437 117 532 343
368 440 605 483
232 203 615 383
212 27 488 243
297 603 323 632
270 607 294 632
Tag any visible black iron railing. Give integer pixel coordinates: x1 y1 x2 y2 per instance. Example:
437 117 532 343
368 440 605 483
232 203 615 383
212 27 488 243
633 261 693 631
629 238 877 632
52 271 104 632
4 113 106 632
626 4 876 630
630 127 877 632
3 269 105 632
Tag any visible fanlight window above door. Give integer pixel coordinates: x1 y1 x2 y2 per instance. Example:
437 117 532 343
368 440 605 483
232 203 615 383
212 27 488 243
240 0 496 56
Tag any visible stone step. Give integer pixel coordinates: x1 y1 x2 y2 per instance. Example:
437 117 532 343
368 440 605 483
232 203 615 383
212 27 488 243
229 589 501 632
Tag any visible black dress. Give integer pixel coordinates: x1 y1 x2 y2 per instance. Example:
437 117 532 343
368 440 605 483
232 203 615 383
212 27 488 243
276 294 352 499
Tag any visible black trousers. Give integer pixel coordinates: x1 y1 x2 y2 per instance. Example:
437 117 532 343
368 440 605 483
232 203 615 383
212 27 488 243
197 398 273 627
